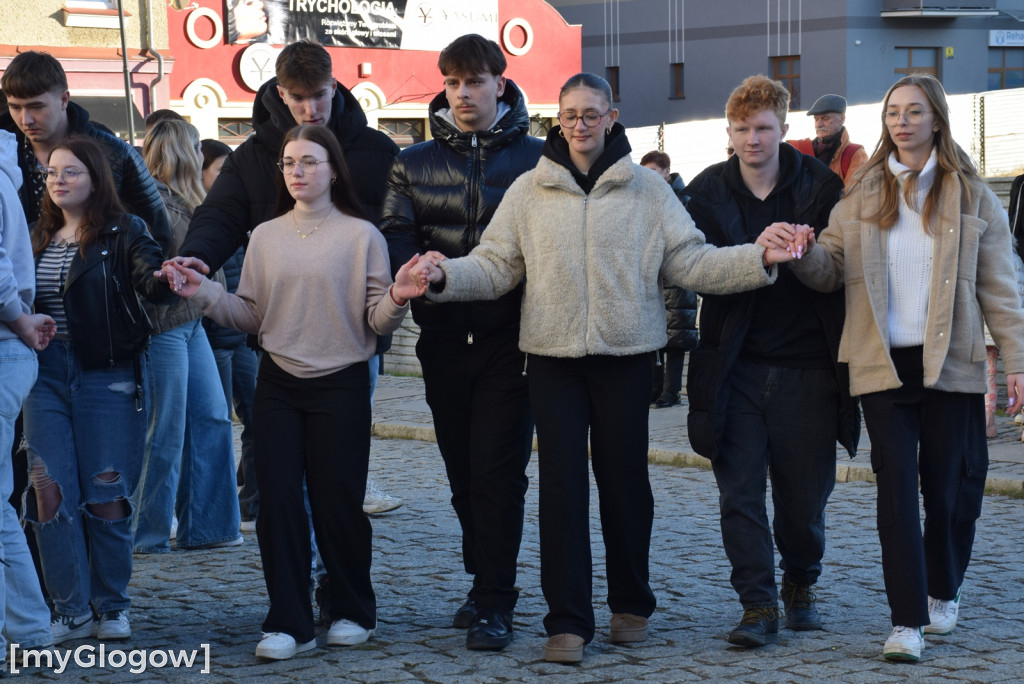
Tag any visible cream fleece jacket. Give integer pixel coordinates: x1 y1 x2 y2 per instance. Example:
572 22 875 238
192 207 408 378
430 155 776 358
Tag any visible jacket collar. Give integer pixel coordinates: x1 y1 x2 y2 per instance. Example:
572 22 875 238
252 78 368 156
427 79 532 152
534 151 635 197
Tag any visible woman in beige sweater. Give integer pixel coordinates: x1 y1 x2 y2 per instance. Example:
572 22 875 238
770 74 1024 663
165 125 425 661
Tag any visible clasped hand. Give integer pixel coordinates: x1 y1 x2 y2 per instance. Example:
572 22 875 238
756 222 816 265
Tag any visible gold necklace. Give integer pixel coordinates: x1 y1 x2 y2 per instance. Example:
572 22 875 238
292 207 333 239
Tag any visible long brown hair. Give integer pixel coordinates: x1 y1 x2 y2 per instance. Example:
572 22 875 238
33 136 126 256
272 124 368 221
859 74 976 232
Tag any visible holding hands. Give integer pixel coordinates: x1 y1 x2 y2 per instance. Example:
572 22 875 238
391 254 431 304
756 222 816 265
10 313 57 351
410 250 447 285
160 260 207 299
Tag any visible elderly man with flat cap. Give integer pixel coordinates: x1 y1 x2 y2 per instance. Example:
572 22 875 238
788 94 866 188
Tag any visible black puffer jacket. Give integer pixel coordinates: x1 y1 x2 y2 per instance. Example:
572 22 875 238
683 145 859 460
48 215 175 370
1 101 172 252
663 173 697 351
181 78 399 273
380 80 542 337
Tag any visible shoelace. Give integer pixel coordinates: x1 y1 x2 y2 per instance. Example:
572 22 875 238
782 584 816 610
891 625 921 639
739 607 777 625
928 597 956 618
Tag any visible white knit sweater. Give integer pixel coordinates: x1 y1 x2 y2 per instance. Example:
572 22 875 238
886 149 937 347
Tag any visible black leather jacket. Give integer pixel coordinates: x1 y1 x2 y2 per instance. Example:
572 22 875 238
380 80 543 338
51 215 175 370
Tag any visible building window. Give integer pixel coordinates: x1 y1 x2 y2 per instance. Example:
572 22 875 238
772 56 800 109
606 66 620 102
218 118 254 145
894 47 940 79
988 47 1024 90
378 119 425 148
670 63 685 99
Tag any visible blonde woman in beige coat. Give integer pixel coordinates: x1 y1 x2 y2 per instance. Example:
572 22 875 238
765 74 1024 664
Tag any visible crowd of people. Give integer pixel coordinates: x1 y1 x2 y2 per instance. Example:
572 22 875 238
1 31 1022 671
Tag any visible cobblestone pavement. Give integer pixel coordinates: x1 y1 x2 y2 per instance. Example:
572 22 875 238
10 376 1023 682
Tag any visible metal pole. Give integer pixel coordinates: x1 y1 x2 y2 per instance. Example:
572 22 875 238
116 0 136 143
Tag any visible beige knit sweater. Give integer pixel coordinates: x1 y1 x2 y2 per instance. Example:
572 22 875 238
430 155 776 358
192 206 409 378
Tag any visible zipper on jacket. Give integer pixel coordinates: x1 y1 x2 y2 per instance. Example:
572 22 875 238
467 332 474 344
471 133 478 148
101 261 116 368
522 353 528 376
581 196 590 352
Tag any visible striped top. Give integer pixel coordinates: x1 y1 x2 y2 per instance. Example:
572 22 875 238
35 241 77 337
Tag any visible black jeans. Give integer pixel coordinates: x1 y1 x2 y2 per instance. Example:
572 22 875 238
860 346 987 627
417 330 533 612
651 348 686 402
528 353 656 642
253 356 374 643
712 358 839 607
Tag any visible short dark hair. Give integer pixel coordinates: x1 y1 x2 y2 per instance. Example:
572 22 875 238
1 51 68 98
640 151 671 169
276 40 334 92
145 108 185 131
200 138 232 170
438 34 506 77
274 125 367 222
34 136 126 256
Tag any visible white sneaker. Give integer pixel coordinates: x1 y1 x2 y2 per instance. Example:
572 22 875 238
326 618 374 646
925 589 961 635
883 625 924 662
50 612 95 645
362 480 402 515
240 519 257 533
95 610 131 640
170 517 178 540
255 632 316 660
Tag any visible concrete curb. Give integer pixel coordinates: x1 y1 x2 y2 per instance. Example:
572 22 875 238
371 422 1024 497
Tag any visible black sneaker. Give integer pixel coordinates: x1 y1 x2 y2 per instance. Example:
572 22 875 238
466 608 513 650
452 598 478 629
728 605 779 647
781 579 822 631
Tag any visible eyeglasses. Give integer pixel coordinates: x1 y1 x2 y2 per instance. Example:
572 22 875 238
557 109 611 129
43 167 85 184
277 158 330 175
884 109 932 124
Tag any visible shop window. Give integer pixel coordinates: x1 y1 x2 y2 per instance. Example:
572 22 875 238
670 63 685 99
378 119 425 148
218 119 254 146
606 66 620 102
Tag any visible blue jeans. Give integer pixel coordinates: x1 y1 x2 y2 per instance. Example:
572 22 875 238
133 320 240 552
0 339 51 650
712 359 839 607
212 343 258 520
22 339 147 617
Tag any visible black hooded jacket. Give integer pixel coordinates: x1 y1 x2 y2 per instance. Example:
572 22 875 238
683 144 859 460
180 78 399 273
380 80 542 338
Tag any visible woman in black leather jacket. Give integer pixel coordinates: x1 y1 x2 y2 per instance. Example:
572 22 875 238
22 136 172 645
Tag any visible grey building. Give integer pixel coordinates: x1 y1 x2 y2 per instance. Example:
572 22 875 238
546 0 1024 125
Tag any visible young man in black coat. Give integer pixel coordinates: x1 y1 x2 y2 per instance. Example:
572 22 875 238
380 34 542 652
684 75 859 648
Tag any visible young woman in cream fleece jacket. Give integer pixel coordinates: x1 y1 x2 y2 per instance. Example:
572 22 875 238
416 73 798 664
165 125 425 662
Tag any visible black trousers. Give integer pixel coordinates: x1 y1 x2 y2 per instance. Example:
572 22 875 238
528 353 656 642
253 356 375 642
860 346 987 628
651 348 686 402
417 330 533 612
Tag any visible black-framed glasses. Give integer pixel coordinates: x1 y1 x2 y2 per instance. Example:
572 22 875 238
277 158 330 175
557 109 611 128
43 167 85 184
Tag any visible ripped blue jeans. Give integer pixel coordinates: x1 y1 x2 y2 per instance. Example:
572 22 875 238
22 339 148 618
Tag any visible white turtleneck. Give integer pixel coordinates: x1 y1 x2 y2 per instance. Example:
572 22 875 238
886 148 937 348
